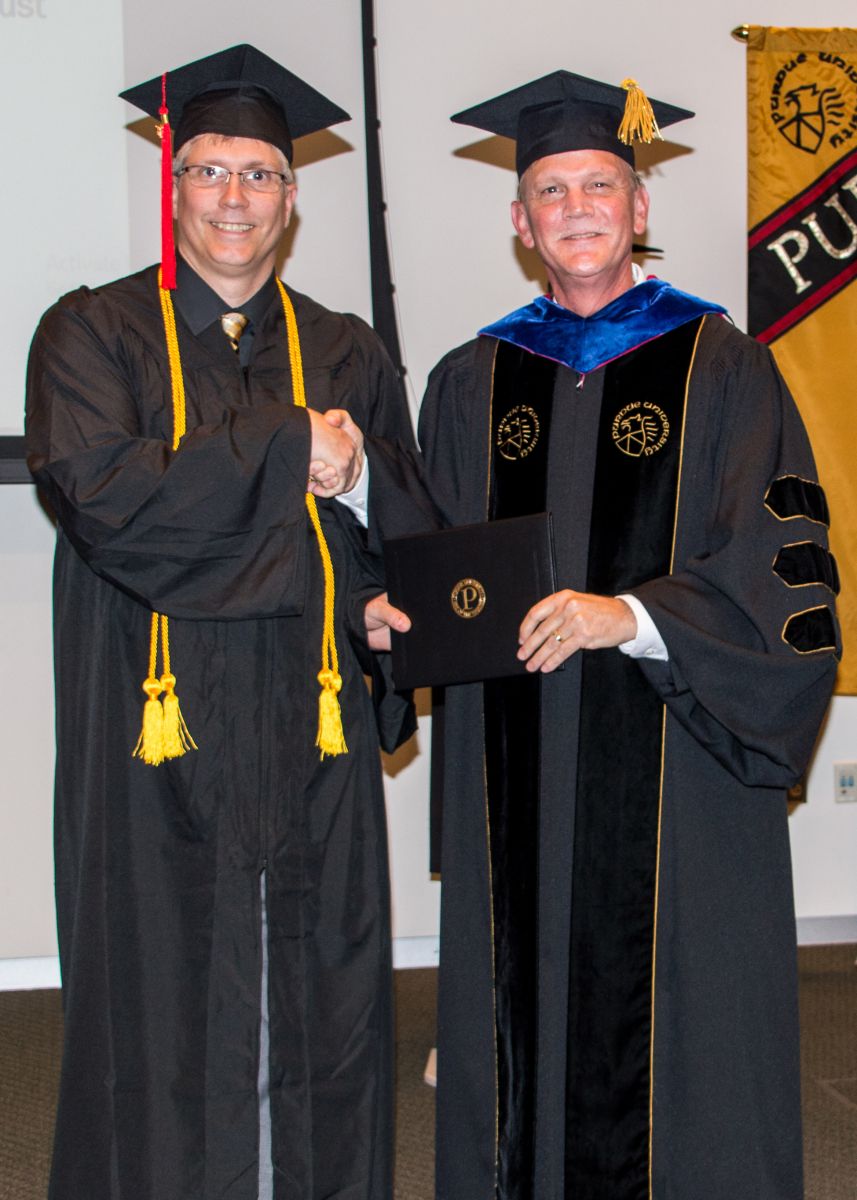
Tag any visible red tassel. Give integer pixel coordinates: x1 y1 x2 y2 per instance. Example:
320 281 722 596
158 73 177 290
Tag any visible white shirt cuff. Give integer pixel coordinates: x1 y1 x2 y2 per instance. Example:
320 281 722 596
616 593 669 661
334 454 369 528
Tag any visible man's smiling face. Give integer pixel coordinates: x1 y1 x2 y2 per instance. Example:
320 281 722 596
511 149 649 315
173 134 296 293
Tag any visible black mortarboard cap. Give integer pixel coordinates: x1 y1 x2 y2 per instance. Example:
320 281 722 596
120 43 350 163
452 71 693 177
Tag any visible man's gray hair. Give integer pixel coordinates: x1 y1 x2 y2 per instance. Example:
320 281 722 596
628 165 644 190
173 134 295 185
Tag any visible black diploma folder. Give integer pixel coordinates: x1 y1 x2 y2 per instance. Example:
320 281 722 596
383 512 558 689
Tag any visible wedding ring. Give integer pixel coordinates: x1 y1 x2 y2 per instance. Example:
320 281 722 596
554 633 563 643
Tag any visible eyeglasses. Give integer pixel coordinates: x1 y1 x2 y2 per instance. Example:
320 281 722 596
176 164 290 193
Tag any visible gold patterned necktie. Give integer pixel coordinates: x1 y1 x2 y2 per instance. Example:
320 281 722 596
220 311 248 353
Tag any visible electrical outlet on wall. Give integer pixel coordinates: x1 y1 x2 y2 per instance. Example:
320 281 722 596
833 763 857 803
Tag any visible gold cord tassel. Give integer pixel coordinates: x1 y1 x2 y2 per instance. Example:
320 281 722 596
161 682 197 758
159 616 197 758
305 488 348 758
317 670 347 757
133 678 166 766
277 278 348 758
133 614 167 765
617 78 663 146
133 277 197 764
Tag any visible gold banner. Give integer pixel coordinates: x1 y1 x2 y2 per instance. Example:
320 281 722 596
747 26 857 692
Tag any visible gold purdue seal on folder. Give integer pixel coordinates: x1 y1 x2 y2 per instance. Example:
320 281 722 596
451 578 487 619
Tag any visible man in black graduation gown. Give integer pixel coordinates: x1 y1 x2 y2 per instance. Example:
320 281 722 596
419 72 841 1200
25 44 430 1200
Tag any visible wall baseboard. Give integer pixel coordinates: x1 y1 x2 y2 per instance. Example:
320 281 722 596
392 936 439 970
0 956 60 991
796 915 857 945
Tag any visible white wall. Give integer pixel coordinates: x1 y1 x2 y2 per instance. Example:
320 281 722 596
0 0 130 975
792 702 857 925
0 0 129 432
1 0 855 984
0 488 56 958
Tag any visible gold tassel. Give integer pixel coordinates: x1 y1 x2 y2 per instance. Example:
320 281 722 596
161 673 198 759
618 78 663 146
133 676 166 766
158 616 196 759
316 669 347 758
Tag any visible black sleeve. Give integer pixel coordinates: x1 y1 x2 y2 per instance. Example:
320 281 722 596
335 314 441 545
336 505 417 754
26 294 315 621
417 339 494 528
632 329 839 786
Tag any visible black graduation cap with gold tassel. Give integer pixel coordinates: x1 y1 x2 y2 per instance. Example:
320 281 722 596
121 45 352 764
451 70 694 177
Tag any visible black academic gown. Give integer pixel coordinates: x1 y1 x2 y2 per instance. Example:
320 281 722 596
25 263 430 1200
419 311 839 1200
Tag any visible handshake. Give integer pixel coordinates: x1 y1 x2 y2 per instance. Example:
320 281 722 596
307 408 365 498
306 405 412 650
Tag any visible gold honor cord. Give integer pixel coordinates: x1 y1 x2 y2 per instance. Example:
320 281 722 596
134 272 348 765
133 270 197 765
276 277 347 758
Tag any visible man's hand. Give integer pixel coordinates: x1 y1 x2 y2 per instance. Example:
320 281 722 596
307 408 365 497
517 590 637 673
364 592 411 652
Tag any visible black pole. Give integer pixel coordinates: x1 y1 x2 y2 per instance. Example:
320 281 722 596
361 0 406 386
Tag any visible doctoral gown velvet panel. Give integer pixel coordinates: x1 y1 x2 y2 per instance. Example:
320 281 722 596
418 313 839 1200
25 264 423 1200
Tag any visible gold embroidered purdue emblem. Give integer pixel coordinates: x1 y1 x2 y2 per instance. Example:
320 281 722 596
612 401 670 458
497 405 540 460
765 53 857 156
451 578 487 619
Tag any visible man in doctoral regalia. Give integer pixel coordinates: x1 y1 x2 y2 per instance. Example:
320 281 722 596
419 71 840 1200
25 43 427 1200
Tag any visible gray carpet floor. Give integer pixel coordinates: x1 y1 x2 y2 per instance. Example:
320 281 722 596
799 945 857 1200
0 948 854 1200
